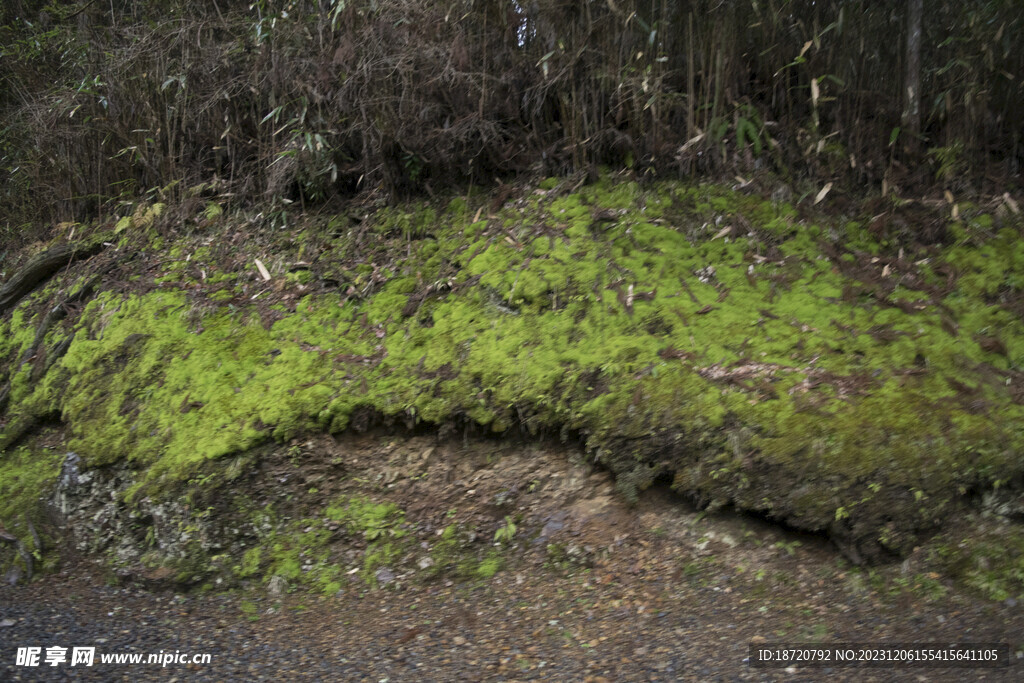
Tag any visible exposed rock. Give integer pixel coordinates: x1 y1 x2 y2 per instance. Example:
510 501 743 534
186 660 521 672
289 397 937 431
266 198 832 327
374 567 396 585
266 574 288 597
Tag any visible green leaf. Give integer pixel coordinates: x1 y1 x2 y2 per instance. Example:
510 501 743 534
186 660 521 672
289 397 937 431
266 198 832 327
260 106 283 126
203 202 223 221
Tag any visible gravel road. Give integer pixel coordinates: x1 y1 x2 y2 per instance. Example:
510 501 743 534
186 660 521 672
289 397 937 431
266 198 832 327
3 555 1020 682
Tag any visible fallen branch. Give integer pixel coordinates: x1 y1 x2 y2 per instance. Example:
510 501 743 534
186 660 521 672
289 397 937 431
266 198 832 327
0 274 104 415
0 240 106 316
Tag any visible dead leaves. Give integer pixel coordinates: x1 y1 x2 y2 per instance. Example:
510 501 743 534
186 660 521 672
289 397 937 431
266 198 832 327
813 182 833 205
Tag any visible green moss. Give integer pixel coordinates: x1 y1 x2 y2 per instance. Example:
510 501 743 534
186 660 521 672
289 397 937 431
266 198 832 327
421 523 501 580
255 517 342 592
239 599 260 621
0 309 35 369
237 547 262 578
3 174 1023 561
286 270 313 285
225 496 414 593
326 496 405 541
209 289 235 301
931 523 1024 601
446 197 469 218
476 550 503 579
0 445 62 547
425 524 461 577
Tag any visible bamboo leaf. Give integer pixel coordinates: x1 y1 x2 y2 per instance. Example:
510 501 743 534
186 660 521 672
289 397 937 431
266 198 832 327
1003 193 1020 214
679 133 705 153
260 106 283 125
254 259 271 281
712 225 732 240
813 182 833 205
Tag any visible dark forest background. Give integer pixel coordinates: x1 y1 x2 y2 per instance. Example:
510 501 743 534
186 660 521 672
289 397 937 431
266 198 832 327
1 0 1020 242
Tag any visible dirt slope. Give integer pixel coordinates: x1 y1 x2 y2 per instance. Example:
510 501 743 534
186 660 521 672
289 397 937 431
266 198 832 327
2 433 1022 681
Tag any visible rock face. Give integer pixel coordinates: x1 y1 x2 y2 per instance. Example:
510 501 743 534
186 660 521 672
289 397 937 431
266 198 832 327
1 176 1024 586
53 453 225 585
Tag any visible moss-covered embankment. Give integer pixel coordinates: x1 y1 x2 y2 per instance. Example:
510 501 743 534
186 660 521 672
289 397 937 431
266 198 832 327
1 176 1023 570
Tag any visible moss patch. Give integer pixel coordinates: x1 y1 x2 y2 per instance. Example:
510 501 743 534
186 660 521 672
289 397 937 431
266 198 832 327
928 519 1024 602
0 442 64 579
229 495 413 593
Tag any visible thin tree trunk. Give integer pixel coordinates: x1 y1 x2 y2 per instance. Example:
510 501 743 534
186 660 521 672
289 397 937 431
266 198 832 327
902 0 923 154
